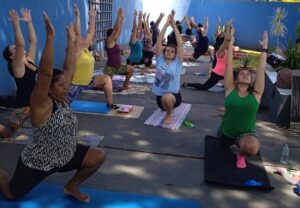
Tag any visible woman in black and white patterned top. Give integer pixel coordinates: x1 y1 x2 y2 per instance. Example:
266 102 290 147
0 12 105 203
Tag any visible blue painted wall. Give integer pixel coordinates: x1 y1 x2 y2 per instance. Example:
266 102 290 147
0 0 88 95
114 0 299 50
113 0 143 45
185 1 299 50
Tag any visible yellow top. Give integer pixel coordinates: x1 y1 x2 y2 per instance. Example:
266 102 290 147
72 49 95 85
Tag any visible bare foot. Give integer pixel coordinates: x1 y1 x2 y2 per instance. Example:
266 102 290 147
0 170 14 200
217 105 225 112
0 125 12 138
64 187 90 203
163 115 172 125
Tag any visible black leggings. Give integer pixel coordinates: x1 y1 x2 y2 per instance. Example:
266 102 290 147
9 144 89 198
0 96 21 108
187 72 223 90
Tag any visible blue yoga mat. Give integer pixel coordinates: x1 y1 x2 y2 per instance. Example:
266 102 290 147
70 100 110 114
0 183 201 208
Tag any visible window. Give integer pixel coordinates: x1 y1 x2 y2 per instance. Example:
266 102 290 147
88 0 113 53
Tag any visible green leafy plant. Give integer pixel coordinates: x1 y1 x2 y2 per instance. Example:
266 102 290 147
240 55 252 68
270 7 288 50
283 40 300 70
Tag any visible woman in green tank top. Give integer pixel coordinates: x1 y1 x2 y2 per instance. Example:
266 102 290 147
219 22 268 168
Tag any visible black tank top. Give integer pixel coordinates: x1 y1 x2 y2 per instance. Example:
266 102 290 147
195 30 209 54
9 61 37 107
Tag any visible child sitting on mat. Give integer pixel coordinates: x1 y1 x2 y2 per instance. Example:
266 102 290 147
152 14 184 125
0 12 105 203
218 22 268 169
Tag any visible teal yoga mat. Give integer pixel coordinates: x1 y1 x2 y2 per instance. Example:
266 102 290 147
70 100 110 114
0 183 201 208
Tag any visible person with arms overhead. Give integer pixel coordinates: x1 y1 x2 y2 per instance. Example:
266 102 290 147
182 21 231 90
104 8 133 91
0 12 105 203
152 14 184 125
150 13 164 46
218 23 268 169
125 10 143 80
69 4 117 109
188 16 210 61
139 12 154 75
1 8 37 135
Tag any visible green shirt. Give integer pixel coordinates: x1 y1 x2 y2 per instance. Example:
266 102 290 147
221 89 259 138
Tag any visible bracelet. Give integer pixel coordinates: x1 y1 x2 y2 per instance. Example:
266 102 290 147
261 48 268 53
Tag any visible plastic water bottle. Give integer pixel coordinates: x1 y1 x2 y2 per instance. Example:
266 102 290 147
280 144 289 164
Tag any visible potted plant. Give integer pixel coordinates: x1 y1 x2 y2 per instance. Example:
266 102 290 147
241 55 251 68
233 54 256 79
237 54 256 71
276 40 300 89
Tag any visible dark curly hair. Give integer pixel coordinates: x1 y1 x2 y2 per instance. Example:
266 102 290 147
3 46 12 63
3 46 14 76
51 68 64 87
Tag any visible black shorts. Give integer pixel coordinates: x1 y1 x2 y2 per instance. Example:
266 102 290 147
217 132 238 150
186 28 192 36
156 93 182 111
126 59 143 66
142 50 154 59
142 50 154 67
9 144 89 198
193 48 208 59
217 128 259 150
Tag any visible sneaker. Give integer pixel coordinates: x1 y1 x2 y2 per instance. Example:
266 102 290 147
106 104 119 109
236 154 247 169
217 105 225 112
